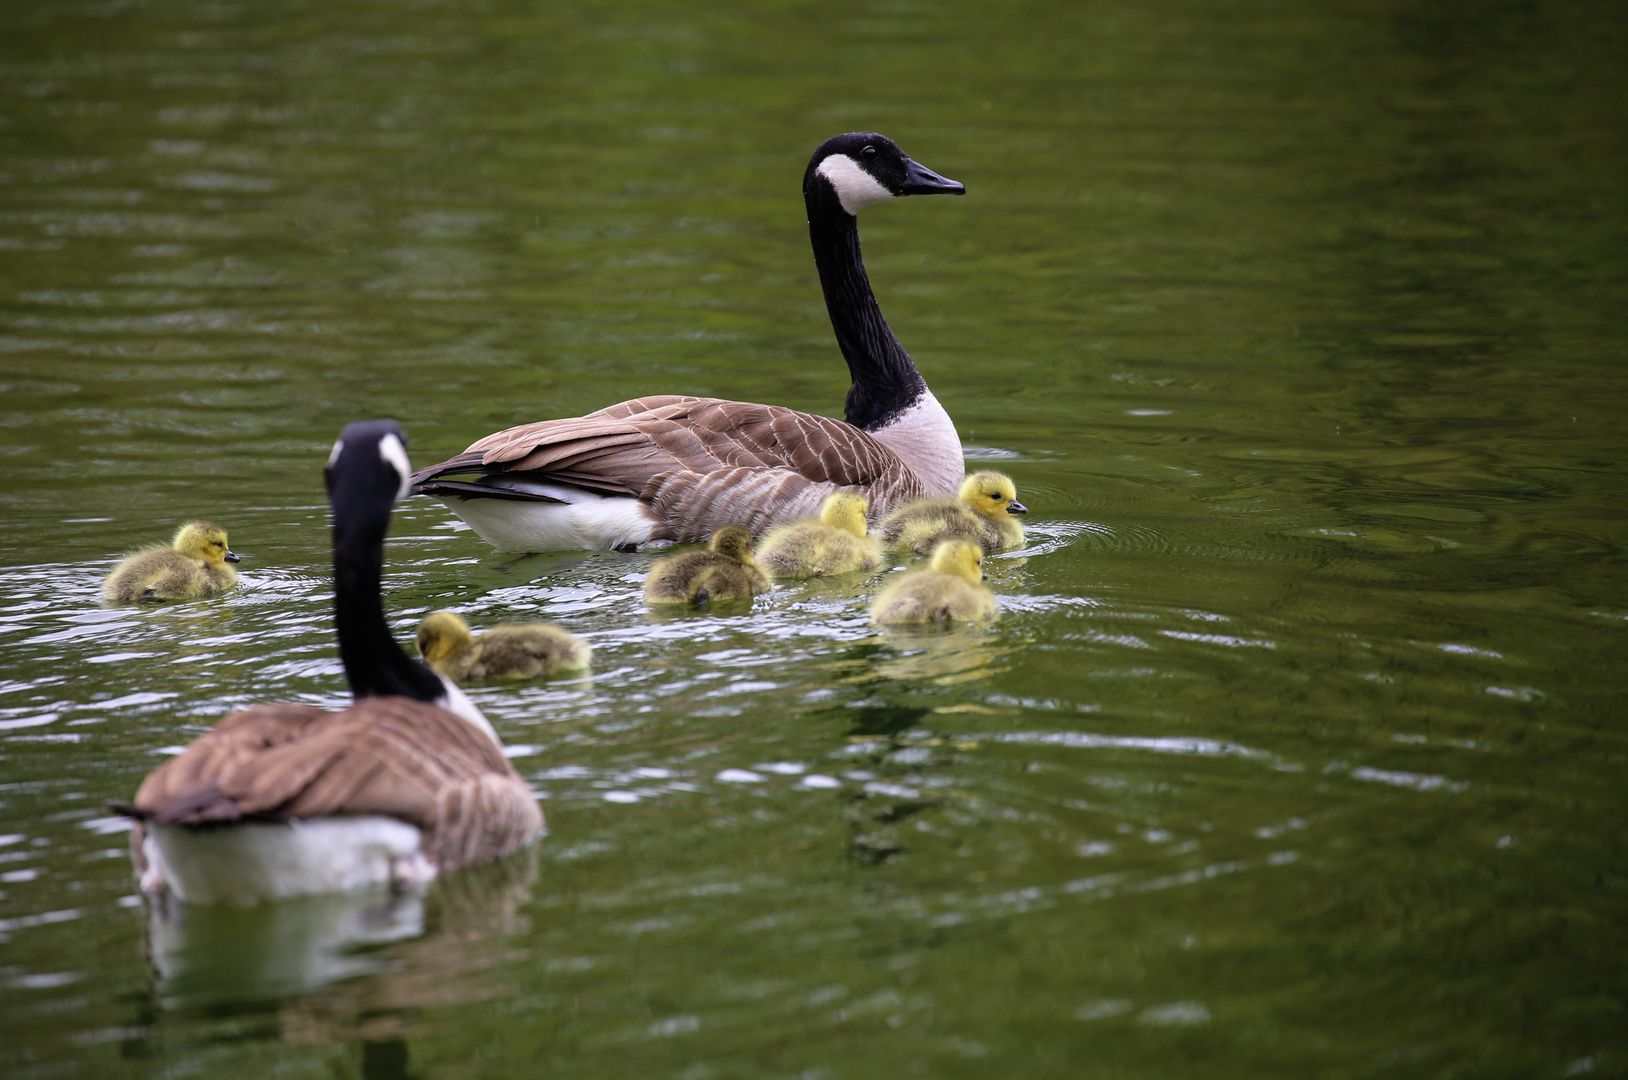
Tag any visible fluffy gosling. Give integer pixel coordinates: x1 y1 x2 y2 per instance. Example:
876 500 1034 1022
877 471 1028 555
416 610 591 681
869 539 998 625
644 526 770 605
757 492 883 579
102 521 240 602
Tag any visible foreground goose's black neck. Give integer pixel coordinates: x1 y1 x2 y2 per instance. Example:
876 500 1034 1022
327 426 444 704
805 186 927 432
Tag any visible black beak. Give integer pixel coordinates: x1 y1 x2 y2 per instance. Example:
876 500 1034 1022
225 549 242 563
899 157 965 197
1007 500 1028 515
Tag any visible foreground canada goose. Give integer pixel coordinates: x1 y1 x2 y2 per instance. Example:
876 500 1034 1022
416 610 591 681
644 526 770 604
757 492 883 579
870 539 998 625
877 470 1028 554
412 132 968 551
102 521 241 602
122 420 543 904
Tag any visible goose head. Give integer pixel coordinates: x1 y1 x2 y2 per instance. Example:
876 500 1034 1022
929 538 986 584
958 471 1028 518
416 610 475 671
322 418 497 738
819 492 871 538
708 525 759 565
804 132 965 218
172 521 239 567
325 419 413 544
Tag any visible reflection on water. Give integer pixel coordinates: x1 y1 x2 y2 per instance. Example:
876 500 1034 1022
147 888 424 1008
868 626 1018 686
147 847 537 1038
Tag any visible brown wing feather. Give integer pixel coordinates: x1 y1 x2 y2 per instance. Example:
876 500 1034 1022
132 698 541 871
409 397 930 542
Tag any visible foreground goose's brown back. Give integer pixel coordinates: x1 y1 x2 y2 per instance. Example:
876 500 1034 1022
132 698 541 871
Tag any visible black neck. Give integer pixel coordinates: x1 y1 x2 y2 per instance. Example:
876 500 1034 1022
332 504 443 704
805 183 926 431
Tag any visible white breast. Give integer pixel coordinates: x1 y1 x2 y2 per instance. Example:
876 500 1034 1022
869 391 965 495
145 817 433 904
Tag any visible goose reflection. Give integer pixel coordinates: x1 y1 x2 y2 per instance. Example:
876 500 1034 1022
144 844 538 1029
870 624 1018 686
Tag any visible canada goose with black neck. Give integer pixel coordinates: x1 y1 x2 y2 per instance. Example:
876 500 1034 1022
123 421 543 904
412 132 967 551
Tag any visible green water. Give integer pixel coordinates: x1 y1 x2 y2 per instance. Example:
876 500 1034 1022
2 0 1625 1076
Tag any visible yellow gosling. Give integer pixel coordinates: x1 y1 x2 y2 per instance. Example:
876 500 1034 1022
416 610 591 681
644 526 770 605
869 539 998 625
877 470 1028 555
758 492 883 579
102 521 240 602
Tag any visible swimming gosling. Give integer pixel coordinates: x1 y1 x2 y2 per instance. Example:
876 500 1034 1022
644 526 770 604
416 610 591 681
877 471 1028 555
102 521 240 602
869 539 998 625
757 492 883 579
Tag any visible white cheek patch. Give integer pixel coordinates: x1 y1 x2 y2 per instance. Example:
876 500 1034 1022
378 433 413 501
327 438 345 469
816 154 895 215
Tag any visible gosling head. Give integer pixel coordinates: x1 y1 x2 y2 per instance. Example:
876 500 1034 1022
416 610 474 666
172 521 239 566
958 471 1027 518
819 492 871 538
804 132 965 218
928 539 986 584
708 526 758 564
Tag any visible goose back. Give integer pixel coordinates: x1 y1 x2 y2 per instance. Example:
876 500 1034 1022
416 396 941 546
130 698 541 873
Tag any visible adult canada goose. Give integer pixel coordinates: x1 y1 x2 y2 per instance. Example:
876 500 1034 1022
870 539 998 625
102 521 240 602
411 131 968 552
877 470 1028 555
757 492 882 579
644 526 770 605
416 610 591 681
122 420 543 904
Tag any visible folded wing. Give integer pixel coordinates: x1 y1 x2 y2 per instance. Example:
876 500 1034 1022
412 396 930 541
131 699 540 871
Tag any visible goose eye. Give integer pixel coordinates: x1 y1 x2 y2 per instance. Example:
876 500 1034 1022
861 145 877 158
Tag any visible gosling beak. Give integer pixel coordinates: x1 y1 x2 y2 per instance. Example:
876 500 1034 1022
899 157 965 197
1007 500 1028 515
225 549 242 563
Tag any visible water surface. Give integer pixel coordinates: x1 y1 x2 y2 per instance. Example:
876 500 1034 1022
1 0 1625 1077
